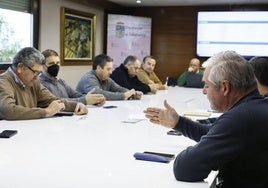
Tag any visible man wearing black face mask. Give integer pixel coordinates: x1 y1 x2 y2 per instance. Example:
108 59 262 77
39 49 105 106
47 63 60 77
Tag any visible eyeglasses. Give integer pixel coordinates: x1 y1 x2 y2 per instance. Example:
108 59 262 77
23 63 42 77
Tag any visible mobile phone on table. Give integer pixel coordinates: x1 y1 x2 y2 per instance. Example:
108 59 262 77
144 151 175 160
167 130 182 136
55 111 74 116
0 130 18 138
103 105 117 109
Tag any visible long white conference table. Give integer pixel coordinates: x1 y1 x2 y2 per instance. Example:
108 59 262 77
0 87 219 188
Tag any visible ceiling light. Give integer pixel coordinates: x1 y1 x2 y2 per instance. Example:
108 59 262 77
136 0 141 3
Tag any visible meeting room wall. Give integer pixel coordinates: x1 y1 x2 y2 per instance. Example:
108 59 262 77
39 0 106 88
39 1 268 88
131 4 268 83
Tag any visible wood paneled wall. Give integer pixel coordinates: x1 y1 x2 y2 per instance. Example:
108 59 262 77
80 1 268 83
137 7 199 82
131 5 268 83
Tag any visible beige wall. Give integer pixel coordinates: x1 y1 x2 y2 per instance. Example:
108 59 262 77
39 0 105 88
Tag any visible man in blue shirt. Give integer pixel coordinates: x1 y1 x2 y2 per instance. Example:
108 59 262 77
144 51 268 188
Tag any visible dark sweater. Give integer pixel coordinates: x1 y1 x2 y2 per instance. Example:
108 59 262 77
173 90 268 188
110 64 150 94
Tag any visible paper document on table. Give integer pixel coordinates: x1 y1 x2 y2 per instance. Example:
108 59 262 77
122 114 146 123
183 111 211 117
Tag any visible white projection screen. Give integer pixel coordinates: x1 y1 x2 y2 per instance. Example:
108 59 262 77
196 11 268 58
107 14 152 68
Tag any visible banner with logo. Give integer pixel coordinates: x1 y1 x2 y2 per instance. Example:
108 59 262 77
107 14 152 68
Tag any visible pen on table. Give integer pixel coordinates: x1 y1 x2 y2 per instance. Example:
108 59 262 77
184 98 195 103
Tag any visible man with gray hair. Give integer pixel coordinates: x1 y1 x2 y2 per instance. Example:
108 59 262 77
144 51 268 187
0 47 88 120
111 55 149 95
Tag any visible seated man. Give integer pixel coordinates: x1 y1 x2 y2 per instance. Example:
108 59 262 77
39 49 105 106
199 57 268 126
144 51 268 187
249 56 268 96
137 55 167 91
110 55 149 94
76 54 139 100
0 47 88 120
177 58 204 88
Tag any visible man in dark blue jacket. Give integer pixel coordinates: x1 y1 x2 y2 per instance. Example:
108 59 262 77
111 55 151 94
144 51 268 188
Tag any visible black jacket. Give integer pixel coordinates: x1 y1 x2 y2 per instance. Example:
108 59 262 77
110 64 150 94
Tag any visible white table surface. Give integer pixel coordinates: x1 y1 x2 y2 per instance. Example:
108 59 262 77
0 87 218 188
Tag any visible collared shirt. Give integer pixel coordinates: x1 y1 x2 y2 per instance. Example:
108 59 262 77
8 67 26 88
0 70 77 120
39 72 87 104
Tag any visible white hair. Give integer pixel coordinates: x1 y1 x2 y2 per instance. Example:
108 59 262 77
204 51 256 91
